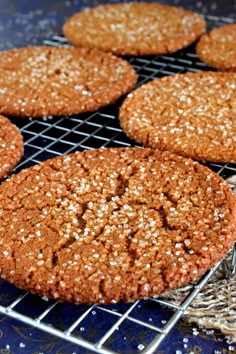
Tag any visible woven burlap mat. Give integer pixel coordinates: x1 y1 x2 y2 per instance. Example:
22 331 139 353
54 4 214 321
161 176 236 341
161 250 236 341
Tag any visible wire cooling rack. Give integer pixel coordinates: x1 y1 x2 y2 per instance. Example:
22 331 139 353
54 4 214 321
0 15 235 354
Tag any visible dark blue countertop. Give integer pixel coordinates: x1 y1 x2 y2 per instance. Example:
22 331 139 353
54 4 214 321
0 1 235 353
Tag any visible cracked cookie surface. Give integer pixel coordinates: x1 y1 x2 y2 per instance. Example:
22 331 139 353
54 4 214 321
0 46 137 117
63 2 206 56
0 147 235 304
196 23 236 71
0 115 23 180
119 71 236 163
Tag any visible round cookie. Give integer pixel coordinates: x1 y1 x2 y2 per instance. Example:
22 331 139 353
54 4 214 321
0 46 137 118
0 115 23 180
196 23 236 71
0 147 235 304
63 2 206 56
119 71 236 163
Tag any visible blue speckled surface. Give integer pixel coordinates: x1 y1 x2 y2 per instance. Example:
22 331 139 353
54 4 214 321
0 1 235 353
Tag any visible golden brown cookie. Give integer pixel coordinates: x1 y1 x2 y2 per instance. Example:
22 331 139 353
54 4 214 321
119 71 236 163
63 2 206 56
0 46 137 118
196 23 236 71
0 115 23 180
0 147 235 304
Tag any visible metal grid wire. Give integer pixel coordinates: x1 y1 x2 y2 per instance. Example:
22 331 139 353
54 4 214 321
0 15 235 354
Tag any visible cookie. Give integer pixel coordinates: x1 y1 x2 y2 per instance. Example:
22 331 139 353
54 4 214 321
119 71 236 163
196 23 236 71
63 2 206 56
0 46 137 118
0 115 23 180
0 147 235 304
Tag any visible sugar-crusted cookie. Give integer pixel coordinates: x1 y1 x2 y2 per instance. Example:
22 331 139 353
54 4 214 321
196 23 236 71
63 2 206 56
0 46 137 117
0 115 23 180
0 147 235 304
119 72 236 162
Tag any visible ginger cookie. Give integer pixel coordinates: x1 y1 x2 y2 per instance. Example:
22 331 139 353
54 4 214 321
0 46 137 118
63 2 206 56
0 115 23 180
0 147 235 304
119 71 236 163
196 23 236 71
